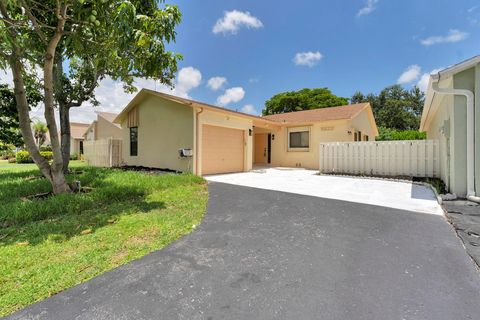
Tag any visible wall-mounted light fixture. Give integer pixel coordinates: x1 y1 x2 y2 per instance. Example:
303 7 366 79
271 134 275 140
347 130 352 135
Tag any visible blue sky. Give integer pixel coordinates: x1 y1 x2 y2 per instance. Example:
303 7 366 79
155 0 479 116
5 0 477 122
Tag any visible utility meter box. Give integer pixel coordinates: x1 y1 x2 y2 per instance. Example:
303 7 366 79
179 148 193 157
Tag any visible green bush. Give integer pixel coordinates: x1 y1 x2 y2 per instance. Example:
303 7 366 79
70 152 79 160
16 151 33 163
41 151 53 160
16 150 54 163
376 127 427 141
39 145 52 152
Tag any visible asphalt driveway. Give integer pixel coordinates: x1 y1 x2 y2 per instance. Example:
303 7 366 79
7 183 480 320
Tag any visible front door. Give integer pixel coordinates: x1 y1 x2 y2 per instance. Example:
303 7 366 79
254 133 268 164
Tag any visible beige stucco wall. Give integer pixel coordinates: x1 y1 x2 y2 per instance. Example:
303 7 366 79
70 138 82 155
121 95 194 172
261 108 377 170
196 108 253 175
96 116 122 140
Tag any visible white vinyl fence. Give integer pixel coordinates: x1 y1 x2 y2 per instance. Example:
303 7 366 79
319 140 440 178
83 138 122 167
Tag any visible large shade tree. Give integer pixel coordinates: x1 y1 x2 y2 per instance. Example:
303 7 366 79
0 0 182 193
351 84 425 130
262 88 349 115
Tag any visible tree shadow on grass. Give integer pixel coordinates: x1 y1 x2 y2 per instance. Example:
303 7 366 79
0 195 166 246
0 167 168 246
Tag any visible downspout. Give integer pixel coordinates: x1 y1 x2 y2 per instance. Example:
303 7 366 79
195 107 204 175
431 79 480 202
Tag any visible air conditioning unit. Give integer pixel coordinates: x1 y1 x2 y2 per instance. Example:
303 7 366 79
179 148 193 157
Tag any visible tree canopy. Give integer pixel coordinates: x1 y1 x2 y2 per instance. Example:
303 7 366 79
0 0 182 193
0 80 41 147
351 85 424 131
262 88 349 115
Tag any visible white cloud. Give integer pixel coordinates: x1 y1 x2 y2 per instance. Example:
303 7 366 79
420 29 469 46
1 66 203 124
0 69 13 86
213 10 263 35
293 51 323 67
248 77 259 83
217 87 245 106
417 68 443 92
207 76 227 91
397 65 421 84
468 5 479 13
240 104 257 115
357 0 379 17
173 67 202 98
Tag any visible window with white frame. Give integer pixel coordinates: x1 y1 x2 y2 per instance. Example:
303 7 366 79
288 127 310 151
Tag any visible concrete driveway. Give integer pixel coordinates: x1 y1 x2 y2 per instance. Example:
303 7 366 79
7 183 480 320
206 167 444 215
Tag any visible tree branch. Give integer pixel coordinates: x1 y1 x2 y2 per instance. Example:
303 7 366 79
19 0 47 44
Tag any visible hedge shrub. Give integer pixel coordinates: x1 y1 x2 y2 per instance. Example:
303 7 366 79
16 151 54 163
376 127 427 141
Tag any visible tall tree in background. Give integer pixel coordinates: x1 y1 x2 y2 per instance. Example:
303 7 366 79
351 85 425 131
0 80 42 147
262 88 349 115
0 0 182 193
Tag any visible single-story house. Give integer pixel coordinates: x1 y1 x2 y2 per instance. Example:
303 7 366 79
67 122 89 155
84 112 122 141
421 55 480 200
114 89 378 175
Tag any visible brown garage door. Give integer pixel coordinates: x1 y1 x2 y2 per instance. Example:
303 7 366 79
202 125 244 175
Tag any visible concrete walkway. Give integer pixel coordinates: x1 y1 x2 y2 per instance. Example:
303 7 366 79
7 183 480 320
206 167 444 215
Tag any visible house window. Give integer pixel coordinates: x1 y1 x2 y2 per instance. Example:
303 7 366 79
130 127 138 156
79 141 84 154
364 135 369 141
289 131 309 148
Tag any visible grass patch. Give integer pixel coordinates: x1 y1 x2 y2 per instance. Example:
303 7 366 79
0 162 207 317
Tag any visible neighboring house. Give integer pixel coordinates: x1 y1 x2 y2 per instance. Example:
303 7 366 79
67 122 89 155
84 112 122 141
420 55 480 200
114 89 378 175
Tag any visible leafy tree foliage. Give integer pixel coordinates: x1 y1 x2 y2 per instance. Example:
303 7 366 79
0 81 42 147
376 127 426 141
0 0 182 193
262 88 349 115
351 85 425 131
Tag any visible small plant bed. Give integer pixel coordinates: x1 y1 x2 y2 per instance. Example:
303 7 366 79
0 163 208 317
119 165 180 175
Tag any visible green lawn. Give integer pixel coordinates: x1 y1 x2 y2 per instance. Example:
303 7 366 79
0 161 208 317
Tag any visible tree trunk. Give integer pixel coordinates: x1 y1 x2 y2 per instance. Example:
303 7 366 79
59 104 71 173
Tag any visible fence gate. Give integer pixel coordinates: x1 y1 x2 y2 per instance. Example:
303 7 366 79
319 140 440 178
83 138 123 167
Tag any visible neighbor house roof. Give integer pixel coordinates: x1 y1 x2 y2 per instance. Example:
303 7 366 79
262 103 371 123
70 122 89 140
